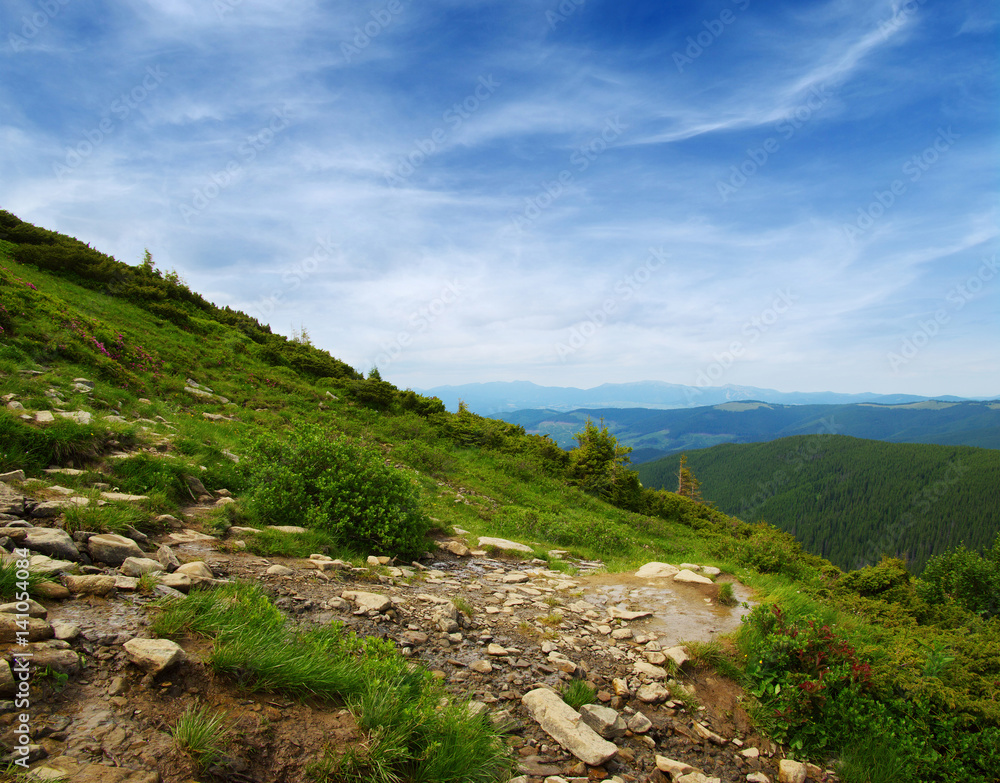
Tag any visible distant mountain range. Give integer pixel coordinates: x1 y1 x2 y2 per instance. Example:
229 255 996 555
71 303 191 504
417 380 994 416
496 399 1000 463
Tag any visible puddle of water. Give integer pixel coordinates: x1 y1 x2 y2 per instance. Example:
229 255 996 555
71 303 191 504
576 572 754 648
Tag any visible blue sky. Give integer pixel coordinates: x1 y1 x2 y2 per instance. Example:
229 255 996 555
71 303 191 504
1 0 997 397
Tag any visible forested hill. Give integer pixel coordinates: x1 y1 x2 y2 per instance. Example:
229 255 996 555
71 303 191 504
636 435 1000 574
499 399 1000 462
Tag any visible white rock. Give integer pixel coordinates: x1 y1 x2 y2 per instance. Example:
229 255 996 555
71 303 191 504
0 599 47 618
341 590 392 613
636 683 670 703
63 574 117 596
655 756 696 777
502 572 530 584
633 660 668 680
441 540 471 556
521 687 618 766
635 562 679 579
123 638 186 674
778 760 807 783
626 711 652 733
701 566 722 577
120 557 164 577
665 646 690 668
747 773 771 783
176 561 215 580
266 564 294 576
477 536 533 553
740 747 760 759
87 533 144 566
673 569 714 585
579 704 627 739
268 525 308 534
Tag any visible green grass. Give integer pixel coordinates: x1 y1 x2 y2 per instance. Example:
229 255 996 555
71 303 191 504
62 497 155 535
171 704 230 769
151 582 513 782
0 559 57 600
560 680 596 710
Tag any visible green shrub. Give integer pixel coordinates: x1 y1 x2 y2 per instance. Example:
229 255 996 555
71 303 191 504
734 523 804 575
241 423 430 558
916 538 1000 618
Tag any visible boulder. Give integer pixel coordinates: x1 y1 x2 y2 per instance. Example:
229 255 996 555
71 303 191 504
120 557 164 577
0 598 47 618
123 638 186 674
665 646 690 668
28 555 78 576
64 574 117 596
175 561 215 580
156 544 180 572
635 562 679 579
636 683 670 704
440 540 471 557
579 704 627 739
478 536 534 554
673 569 714 585
266 564 294 576
521 688 618 767
633 660 668 680
778 760 807 783
0 470 25 483
25 646 81 675
87 533 144 566
0 613 53 642
156 572 192 592
341 590 392 614
23 528 81 561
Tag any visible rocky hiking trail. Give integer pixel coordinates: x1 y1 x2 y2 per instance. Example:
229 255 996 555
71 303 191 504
0 393 832 783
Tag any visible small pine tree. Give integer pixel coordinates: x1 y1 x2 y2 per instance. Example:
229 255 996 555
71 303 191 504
677 454 703 503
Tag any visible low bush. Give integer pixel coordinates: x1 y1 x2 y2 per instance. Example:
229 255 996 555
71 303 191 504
241 423 430 558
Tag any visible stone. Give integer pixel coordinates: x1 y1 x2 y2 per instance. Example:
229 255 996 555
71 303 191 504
25 646 81 675
0 613 53 642
400 631 428 646
626 711 652 734
778 760 807 783
0 470 25 483
665 646 690 668
579 704 627 739
701 566 722 577
470 659 493 673
487 643 509 656
35 411 55 423
64 574 117 596
120 557 164 577
123 638 186 674
51 621 80 640
677 774 720 783
267 525 308 534
163 529 217 544
636 683 670 704
23 528 81 562
266 564 294 576
611 628 633 640
655 756 696 778
341 590 392 613
87 533 144 566
478 536 534 554
674 569 714 585
31 499 85 517
0 660 13 696
633 660 668 680
56 410 92 425
100 492 149 503
609 607 653 620
176 561 215 579
156 544 180 572
440 540 471 556
740 747 760 759
635 562 679 579
747 774 771 783
692 720 726 745
0 598 47 618
157 573 191 592
28 555 78 576
502 572 530 584
33 581 71 600
521 688 618 767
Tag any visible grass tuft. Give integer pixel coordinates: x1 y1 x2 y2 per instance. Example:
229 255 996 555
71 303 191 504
560 680 596 710
171 704 230 768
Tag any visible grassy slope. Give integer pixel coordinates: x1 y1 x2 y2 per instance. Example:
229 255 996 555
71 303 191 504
637 435 1000 573
2 220 999 782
